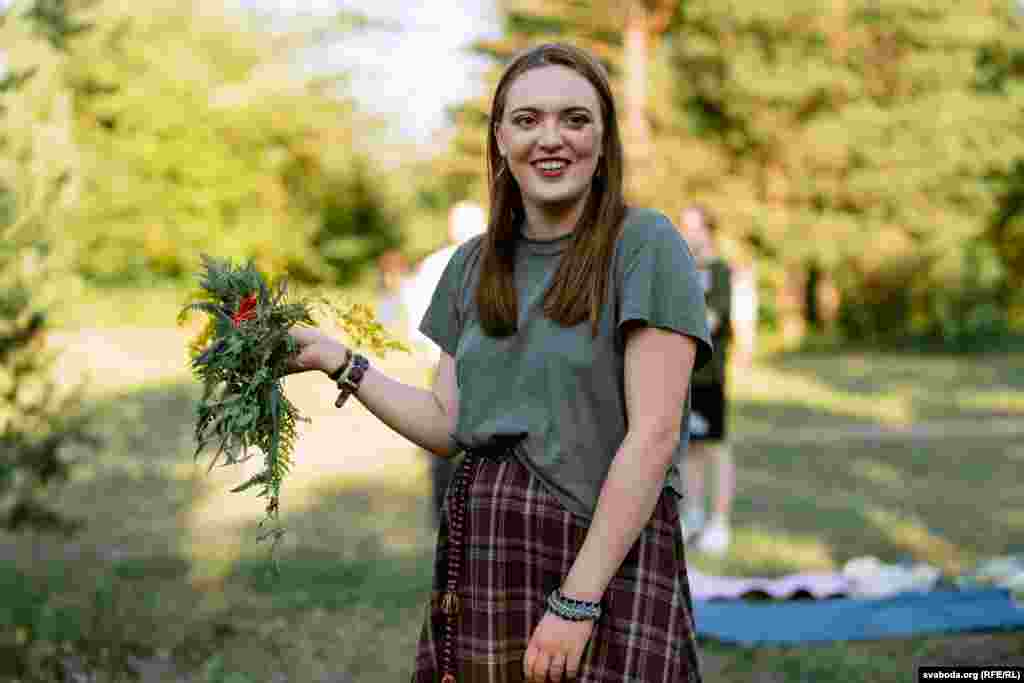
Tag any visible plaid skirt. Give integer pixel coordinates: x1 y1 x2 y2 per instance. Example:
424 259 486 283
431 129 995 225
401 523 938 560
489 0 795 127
412 446 703 682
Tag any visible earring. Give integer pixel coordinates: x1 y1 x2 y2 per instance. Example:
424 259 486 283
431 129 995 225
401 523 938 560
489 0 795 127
495 158 507 180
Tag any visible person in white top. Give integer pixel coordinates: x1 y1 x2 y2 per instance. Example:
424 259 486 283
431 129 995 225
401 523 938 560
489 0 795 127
401 200 486 527
403 201 487 364
730 262 758 371
375 249 409 330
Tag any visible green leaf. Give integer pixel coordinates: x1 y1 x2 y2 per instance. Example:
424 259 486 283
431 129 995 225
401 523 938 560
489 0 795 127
180 301 233 328
230 470 269 494
269 383 281 480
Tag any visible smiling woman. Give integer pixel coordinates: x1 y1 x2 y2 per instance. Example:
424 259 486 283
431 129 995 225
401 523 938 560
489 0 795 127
282 42 711 683
407 44 711 683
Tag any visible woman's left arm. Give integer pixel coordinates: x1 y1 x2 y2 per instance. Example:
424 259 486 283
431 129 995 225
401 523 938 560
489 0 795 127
524 322 696 682
561 321 696 601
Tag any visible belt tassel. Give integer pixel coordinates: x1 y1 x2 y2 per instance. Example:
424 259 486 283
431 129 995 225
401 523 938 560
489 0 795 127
437 438 523 683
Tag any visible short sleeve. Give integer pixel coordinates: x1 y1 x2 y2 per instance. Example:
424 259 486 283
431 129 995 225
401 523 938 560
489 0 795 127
618 214 714 373
418 238 478 358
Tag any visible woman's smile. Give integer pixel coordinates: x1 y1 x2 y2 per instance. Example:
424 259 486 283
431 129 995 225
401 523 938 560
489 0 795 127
533 158 572 178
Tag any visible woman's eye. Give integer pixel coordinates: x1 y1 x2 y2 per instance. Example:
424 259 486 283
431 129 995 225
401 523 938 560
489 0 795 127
567 115 590 127
514 116 536 127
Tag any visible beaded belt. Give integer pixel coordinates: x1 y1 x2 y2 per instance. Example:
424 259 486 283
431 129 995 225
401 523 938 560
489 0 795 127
438 435 525 683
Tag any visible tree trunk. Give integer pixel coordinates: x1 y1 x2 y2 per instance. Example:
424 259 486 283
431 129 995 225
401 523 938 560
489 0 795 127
624 2 651 166
830 0 849 58
815 270 842 332
777 265 808 347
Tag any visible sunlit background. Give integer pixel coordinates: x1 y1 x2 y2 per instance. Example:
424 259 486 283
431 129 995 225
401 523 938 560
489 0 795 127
1 1 1023 681
230 0 501 144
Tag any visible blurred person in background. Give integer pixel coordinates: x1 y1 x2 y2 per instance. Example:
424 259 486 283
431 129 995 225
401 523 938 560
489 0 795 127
731 261 758 370
402 200 487 528
375 249 410 329
678 204 736 556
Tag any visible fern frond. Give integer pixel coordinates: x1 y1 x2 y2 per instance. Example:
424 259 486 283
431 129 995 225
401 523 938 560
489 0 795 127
181 253 408 574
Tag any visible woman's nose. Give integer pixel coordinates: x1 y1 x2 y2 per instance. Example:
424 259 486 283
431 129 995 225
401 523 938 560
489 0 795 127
538 122 564 149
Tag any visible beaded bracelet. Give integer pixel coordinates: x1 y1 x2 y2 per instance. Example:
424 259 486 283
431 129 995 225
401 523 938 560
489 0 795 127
546 588 602 622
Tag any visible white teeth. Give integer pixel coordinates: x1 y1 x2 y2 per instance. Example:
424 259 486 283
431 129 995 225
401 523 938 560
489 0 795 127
536 161 568 171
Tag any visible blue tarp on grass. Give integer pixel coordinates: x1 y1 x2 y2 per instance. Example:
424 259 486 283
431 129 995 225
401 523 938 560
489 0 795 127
693 588 1024 645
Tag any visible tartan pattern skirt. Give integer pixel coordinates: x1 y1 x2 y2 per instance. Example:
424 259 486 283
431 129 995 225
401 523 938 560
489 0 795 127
411 447 703 682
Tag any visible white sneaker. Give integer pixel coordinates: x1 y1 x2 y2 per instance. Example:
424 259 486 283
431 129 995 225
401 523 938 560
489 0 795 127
697 519 730 556
681 507 705 543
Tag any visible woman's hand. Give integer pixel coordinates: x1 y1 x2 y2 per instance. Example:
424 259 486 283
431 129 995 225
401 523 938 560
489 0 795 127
284 326 349 377
524 611 594 682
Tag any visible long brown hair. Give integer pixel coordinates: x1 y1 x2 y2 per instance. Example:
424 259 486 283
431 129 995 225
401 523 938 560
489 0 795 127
476 43 627 338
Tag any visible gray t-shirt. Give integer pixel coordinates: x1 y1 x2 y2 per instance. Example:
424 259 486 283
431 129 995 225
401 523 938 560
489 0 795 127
419 207 713 519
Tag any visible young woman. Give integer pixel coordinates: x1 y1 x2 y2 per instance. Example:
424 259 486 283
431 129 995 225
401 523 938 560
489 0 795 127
286 43 711 683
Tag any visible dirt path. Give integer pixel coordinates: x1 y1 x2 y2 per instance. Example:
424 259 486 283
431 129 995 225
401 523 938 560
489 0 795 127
48 326 433 479
49 327 1024 455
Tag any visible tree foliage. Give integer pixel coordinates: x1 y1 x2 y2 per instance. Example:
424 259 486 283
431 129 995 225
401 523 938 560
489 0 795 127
4 0 404 287
437 0 1024 346
0 0 100 537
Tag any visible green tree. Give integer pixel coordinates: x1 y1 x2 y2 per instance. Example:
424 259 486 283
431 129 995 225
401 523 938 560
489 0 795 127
437 1 1024 347
36 0 403 287
664 0 1024 345
0 0 99 538
979 32 1024 331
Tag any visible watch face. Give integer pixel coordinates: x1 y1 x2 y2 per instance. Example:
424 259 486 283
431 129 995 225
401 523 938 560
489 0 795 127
345 355 369 389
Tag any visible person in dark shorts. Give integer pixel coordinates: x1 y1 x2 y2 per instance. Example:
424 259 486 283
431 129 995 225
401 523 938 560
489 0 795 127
285 43 710 683
679 204 736 556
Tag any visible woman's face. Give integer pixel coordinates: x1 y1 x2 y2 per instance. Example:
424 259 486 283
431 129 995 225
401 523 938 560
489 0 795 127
495 65 604 219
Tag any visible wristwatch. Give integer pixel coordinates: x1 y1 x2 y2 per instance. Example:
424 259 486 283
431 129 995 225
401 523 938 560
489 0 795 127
334 353 370 408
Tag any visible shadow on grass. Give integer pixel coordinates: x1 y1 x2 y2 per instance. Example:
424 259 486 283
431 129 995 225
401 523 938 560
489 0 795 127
730 398 882 437
0 381 203 680
0 380 439 682
695 432 1024 579
210 478 437 681
759 351 1024 422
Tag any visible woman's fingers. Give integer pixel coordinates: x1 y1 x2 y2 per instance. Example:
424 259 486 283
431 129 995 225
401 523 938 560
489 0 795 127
548 654 568 682
527 650 551 682
288 326 321 347
525 614 595 682
282 328 323 375
283 350 314 375
565 644 584 680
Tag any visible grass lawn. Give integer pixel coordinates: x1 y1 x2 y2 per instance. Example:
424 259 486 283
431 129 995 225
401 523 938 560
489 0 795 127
2 295 1023 681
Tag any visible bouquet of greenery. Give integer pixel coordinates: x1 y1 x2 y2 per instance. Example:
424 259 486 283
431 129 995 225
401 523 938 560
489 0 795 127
177 255 407 570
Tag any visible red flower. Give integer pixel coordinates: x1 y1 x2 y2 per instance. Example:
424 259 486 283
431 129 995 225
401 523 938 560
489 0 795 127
232 293 258 327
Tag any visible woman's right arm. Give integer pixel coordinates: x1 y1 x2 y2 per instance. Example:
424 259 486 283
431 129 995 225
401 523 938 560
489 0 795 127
289 326 460 459
352 350 460 459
